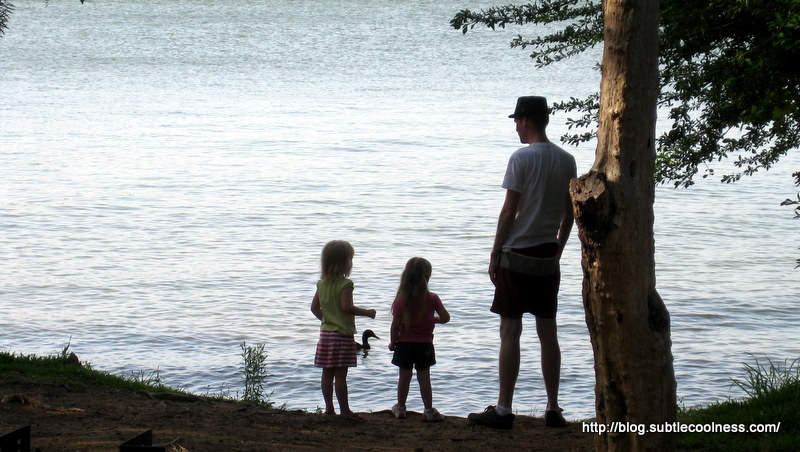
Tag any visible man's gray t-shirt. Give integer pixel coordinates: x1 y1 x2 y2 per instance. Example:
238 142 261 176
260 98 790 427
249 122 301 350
501 142 577 249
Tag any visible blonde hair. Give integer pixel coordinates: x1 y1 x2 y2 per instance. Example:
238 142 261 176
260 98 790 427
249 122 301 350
320 240 354 281
397 257 432 329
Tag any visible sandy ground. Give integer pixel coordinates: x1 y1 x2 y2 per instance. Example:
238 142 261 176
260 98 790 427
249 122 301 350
0 380 596 451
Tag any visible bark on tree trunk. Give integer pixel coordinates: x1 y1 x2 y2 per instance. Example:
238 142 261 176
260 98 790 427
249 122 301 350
570 1 677 450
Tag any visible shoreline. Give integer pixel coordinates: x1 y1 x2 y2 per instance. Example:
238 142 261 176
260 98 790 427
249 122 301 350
4 351 795 451
1 379 594 451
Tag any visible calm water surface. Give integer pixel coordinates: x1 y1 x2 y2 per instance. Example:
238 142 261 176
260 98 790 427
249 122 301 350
2 0 799 420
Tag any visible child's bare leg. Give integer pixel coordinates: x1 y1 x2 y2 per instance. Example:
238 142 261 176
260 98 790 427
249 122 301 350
417 367 433 410
333 367 354 415
397 367 413 406
321 368 336 415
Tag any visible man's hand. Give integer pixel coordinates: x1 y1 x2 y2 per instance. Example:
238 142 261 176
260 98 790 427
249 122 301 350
489 252 501 285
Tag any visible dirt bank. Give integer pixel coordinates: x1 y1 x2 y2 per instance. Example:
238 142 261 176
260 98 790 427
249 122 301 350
1 381 595 451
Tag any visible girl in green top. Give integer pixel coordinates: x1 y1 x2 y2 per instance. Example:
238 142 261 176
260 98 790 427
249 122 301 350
311 240 376 417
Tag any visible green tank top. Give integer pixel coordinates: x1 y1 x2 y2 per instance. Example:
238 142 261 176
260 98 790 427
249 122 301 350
317 278 356 335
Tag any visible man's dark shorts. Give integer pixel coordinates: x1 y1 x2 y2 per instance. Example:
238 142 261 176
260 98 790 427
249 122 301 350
391 342 436 370
491 242 560 319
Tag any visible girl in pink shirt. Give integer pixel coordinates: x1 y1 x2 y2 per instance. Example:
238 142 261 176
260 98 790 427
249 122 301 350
388 257 450 422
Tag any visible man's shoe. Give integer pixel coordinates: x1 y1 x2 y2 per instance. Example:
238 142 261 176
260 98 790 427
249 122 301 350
468 405 515 430
545 408 567 427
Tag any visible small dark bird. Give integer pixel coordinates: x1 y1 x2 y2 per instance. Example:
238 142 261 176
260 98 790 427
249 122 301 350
356 329 380 350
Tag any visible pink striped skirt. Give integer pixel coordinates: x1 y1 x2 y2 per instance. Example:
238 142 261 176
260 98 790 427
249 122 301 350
314 330 357 368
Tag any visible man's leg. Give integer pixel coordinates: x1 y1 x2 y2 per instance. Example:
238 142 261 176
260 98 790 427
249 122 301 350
497 316 523 409
535 316 561 411
468 315 521 429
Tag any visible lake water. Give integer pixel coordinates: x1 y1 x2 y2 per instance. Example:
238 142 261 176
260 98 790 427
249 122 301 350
2 0 799 421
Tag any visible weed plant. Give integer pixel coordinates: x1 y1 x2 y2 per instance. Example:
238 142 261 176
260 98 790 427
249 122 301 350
127 368 165 387
732 356 800 398
240 341 272 407
677 356 798 451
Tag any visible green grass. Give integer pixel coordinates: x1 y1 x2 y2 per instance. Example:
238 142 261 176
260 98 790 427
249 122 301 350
677 357 799 451
1 342 275 409
0 350 180 395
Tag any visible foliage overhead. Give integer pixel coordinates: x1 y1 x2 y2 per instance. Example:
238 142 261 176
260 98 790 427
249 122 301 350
0 1 85 38
451 0 800 188
0 0 13 37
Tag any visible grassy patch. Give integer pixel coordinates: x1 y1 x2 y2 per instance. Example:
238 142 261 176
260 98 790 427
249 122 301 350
1 341 275 409
677 357 798 451
0 350 182 395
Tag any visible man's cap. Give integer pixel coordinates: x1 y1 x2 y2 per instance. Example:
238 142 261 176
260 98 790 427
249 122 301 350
508 96 549 119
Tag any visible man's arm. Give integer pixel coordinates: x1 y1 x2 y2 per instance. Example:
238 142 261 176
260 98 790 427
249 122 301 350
557 194 574 257
489 189 521 284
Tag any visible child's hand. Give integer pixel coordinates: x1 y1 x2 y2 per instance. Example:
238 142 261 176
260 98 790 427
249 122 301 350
388 341 396 351
367 309 377 319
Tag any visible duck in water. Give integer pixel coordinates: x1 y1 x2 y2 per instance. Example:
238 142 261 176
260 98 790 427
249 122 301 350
356 329 380 355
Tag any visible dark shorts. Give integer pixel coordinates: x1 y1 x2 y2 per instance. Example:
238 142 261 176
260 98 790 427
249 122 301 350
491 243 560 320
391 342 436 370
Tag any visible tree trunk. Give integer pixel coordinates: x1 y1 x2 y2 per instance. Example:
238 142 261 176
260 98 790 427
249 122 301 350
569 1 676 451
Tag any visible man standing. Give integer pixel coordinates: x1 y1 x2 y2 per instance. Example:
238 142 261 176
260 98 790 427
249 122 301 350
469 96 576 430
